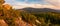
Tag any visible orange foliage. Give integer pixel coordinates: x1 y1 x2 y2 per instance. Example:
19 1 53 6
3 4 12 10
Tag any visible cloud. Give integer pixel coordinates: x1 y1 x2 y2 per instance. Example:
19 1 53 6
5 0 60 10
11 2 60 10
45 0 60 7
12 3 60 10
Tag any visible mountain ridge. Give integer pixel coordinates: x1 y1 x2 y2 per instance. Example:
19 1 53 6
18 7 60 13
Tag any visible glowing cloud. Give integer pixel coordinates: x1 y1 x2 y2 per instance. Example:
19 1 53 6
45 0 60 7
5 0 60 10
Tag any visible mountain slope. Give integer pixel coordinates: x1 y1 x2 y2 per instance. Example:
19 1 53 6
20 7 60 13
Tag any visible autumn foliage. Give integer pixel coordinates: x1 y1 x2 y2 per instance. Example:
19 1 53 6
0 0 60 26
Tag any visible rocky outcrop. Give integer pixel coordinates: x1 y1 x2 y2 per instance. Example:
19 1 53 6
14 17 33 26
0 19 8 26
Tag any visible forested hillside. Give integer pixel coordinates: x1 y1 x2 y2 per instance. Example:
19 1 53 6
0 0 60 26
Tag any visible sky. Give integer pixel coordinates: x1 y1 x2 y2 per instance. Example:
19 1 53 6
5 0 60 10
